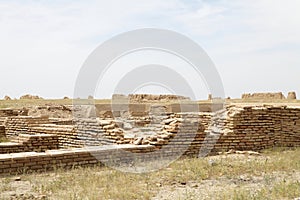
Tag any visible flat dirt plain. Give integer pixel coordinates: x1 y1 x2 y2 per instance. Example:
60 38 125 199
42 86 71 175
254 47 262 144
0 98 300 200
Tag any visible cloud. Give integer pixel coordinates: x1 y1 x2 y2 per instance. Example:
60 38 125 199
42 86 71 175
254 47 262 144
0 0 299 98
0 0 180 98
177 0 300 97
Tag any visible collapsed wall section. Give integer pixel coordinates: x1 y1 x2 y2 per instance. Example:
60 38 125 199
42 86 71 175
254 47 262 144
146 105 300 155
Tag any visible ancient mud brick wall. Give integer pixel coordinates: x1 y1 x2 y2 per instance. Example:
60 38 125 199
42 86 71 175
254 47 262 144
0 134 58 154
28 123 105 148
74 118 126 146
0 117 8 137
95 104 150 118
200 105 300 153
147 105 300 155
217 106 275 151
4 116 78 148
1 105 300 175
48 118 73 125
5 116 51 138
0 108 28 117
0 145 157 176
0 143 23 154
27 125 79 148
0 117 7 126
242 92 285 99
4 116 126 148
210 105 300 152
0 125 5 137
95 103 223 118
147 112 213 156
128 94 191 102
169 103 224 112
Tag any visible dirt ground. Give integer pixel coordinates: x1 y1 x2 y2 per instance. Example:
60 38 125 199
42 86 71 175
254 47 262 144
1 152 300 200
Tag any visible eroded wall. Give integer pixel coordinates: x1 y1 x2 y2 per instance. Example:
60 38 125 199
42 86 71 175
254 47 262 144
1 105 300 175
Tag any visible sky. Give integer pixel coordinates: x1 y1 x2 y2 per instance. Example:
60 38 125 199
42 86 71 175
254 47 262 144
0 0 300 99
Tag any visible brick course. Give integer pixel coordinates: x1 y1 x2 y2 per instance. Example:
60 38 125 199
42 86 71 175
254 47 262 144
1 104 300 175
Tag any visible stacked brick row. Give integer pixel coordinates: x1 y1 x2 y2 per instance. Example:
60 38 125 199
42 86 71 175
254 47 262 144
216 106 276 151
0 125 5 138
182 105 300 153
27 125 78 148
5 116 51 138
48 118 74 125
120 114 171 145
0 143 23 154
74 118 126 146
0 134 58 154
0 117 8 137
0 145 156 176
1 105 300 175
0 117 7 125
208 105 300 152
140 105 300 155
146 112 213 157
4 116 79 148
0 108 26 117
4 116 128 148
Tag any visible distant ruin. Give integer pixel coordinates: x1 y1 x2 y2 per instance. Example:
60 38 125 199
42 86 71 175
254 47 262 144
20 94 43 100
242 92 286 100
287 92 297 100
242 91 298 100
112 94 191 103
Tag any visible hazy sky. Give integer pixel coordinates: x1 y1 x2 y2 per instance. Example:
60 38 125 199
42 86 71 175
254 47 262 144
0 0 300 99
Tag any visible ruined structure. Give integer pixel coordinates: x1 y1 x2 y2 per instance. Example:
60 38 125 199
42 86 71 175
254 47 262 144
3 96 11 100
287 91 297 100
113 94 191 103
242 92 286 100
0 95 300 175
20 94 43 100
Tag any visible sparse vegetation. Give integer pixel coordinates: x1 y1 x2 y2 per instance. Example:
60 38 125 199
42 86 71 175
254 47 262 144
1 147 300 199
0 137 9 143
0 99 112 109
1 97 300 199
1 98 299 110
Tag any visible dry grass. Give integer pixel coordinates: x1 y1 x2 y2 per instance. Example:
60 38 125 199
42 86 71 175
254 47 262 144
1 98 300 110
0 137 9 143
1 147 300 199
0 99 112 109
225 98 300 105
218 181 300 200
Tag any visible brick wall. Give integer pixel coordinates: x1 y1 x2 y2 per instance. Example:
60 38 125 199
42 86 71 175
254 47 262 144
4 116 125 148
242 92 286 99
0 126 5 138
0 108 28 117
0 134 58 154
224 105 300 149
1 105 300 175
150 105 300 155
5 116 51 138
0 145 157 176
